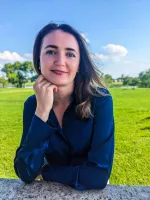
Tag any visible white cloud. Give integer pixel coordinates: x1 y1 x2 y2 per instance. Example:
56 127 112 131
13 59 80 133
0 51 33 77
24 53 32 58
103 44 128 57
92 44 128 64
91 44 150 78
94 53 107 60
91 53 108 65
80 33 90 43
0 51 25 62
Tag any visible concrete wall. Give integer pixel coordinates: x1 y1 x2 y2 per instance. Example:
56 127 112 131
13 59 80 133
0 178 150 200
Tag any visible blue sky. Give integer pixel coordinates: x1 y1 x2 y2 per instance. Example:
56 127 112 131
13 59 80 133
0 0 150 78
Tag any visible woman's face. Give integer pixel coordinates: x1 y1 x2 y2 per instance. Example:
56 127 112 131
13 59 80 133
40 30 80 86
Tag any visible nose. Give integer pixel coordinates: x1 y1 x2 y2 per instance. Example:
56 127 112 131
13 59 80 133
54 53 66 66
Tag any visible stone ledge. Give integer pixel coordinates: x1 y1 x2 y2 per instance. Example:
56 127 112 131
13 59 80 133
0 178 150 200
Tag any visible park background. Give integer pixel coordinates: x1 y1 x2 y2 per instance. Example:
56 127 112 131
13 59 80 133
0 0 150 186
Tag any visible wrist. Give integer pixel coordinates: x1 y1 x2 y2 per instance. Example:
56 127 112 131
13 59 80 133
35 109 50 122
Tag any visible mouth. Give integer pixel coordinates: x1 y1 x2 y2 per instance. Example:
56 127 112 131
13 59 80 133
51 70 68 75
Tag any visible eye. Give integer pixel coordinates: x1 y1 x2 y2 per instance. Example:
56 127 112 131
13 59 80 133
66 52 75 57
46 50 56 55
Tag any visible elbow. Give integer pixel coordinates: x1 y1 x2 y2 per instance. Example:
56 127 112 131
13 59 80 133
14 159 35 184
15 167 35 184
20 177 34 184
87 178 108 190
14 152 44 184
21 176 36 184
88 171 110 190
73 181 108 191
92 173 109 190
76 167 110 190
85 163 113 190
96 180 108 190
73 176 109 191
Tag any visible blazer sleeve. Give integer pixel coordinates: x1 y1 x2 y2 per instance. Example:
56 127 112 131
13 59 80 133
14 96 58 183
41 92 115 190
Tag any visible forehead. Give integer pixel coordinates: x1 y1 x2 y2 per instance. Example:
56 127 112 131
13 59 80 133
41 30 79 51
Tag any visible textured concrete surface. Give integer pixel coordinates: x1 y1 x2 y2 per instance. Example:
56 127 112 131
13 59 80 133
0 178 150 200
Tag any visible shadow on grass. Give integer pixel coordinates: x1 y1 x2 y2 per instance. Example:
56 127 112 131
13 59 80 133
140 127 150 131
140 116 150 121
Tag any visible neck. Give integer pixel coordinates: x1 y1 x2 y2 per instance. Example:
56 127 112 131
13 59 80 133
53 83 74 107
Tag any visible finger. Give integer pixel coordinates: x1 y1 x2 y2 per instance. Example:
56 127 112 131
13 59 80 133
53 87 58 92
43 82 52 88
50 84 58 92
38 80 51 87
36 79 50 87
33 79 47 90
35 75 45 84
42 83 57 91
33 81 51 92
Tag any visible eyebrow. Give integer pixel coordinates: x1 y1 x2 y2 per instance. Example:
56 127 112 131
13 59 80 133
44 45 78 54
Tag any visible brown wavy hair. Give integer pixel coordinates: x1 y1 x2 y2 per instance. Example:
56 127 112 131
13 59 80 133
33 23 109 120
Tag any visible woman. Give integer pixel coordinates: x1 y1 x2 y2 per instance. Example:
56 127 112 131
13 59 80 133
14 23 115 190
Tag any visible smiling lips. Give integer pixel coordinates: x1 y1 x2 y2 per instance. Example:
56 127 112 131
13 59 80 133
51 70 68 75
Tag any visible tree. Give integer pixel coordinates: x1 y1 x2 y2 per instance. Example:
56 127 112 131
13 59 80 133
130 78 141 86
104 74 113 87
119 74 125 82
1 61 35 88
122 76 133 86
139 69 150 88
30 74 39 82
123 76 141 86
0 76 8 88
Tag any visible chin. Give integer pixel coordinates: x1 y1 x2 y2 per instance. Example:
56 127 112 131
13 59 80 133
42 73 74 86
48 78 69 86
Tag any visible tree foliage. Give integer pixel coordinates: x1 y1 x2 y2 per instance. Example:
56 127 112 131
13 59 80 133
103 74 113 87
0 60 150 88
1 61 35 88
0 76 8 88
117 69 150 88
139 69 150 88
30 74 39 82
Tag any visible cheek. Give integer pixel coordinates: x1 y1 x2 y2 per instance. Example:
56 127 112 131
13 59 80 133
40 55 52 66
68 59 80 72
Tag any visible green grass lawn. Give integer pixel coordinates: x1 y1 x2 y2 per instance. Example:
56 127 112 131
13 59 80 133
0 88 150 185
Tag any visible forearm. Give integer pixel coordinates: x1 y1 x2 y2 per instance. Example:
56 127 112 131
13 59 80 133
41 161 112 190
14 148 46 183
14 114 57 183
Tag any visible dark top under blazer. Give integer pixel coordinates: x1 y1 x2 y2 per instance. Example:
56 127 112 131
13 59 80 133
14 88 115 190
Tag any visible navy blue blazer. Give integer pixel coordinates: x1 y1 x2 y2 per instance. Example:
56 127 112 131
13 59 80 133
14 88 115 190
